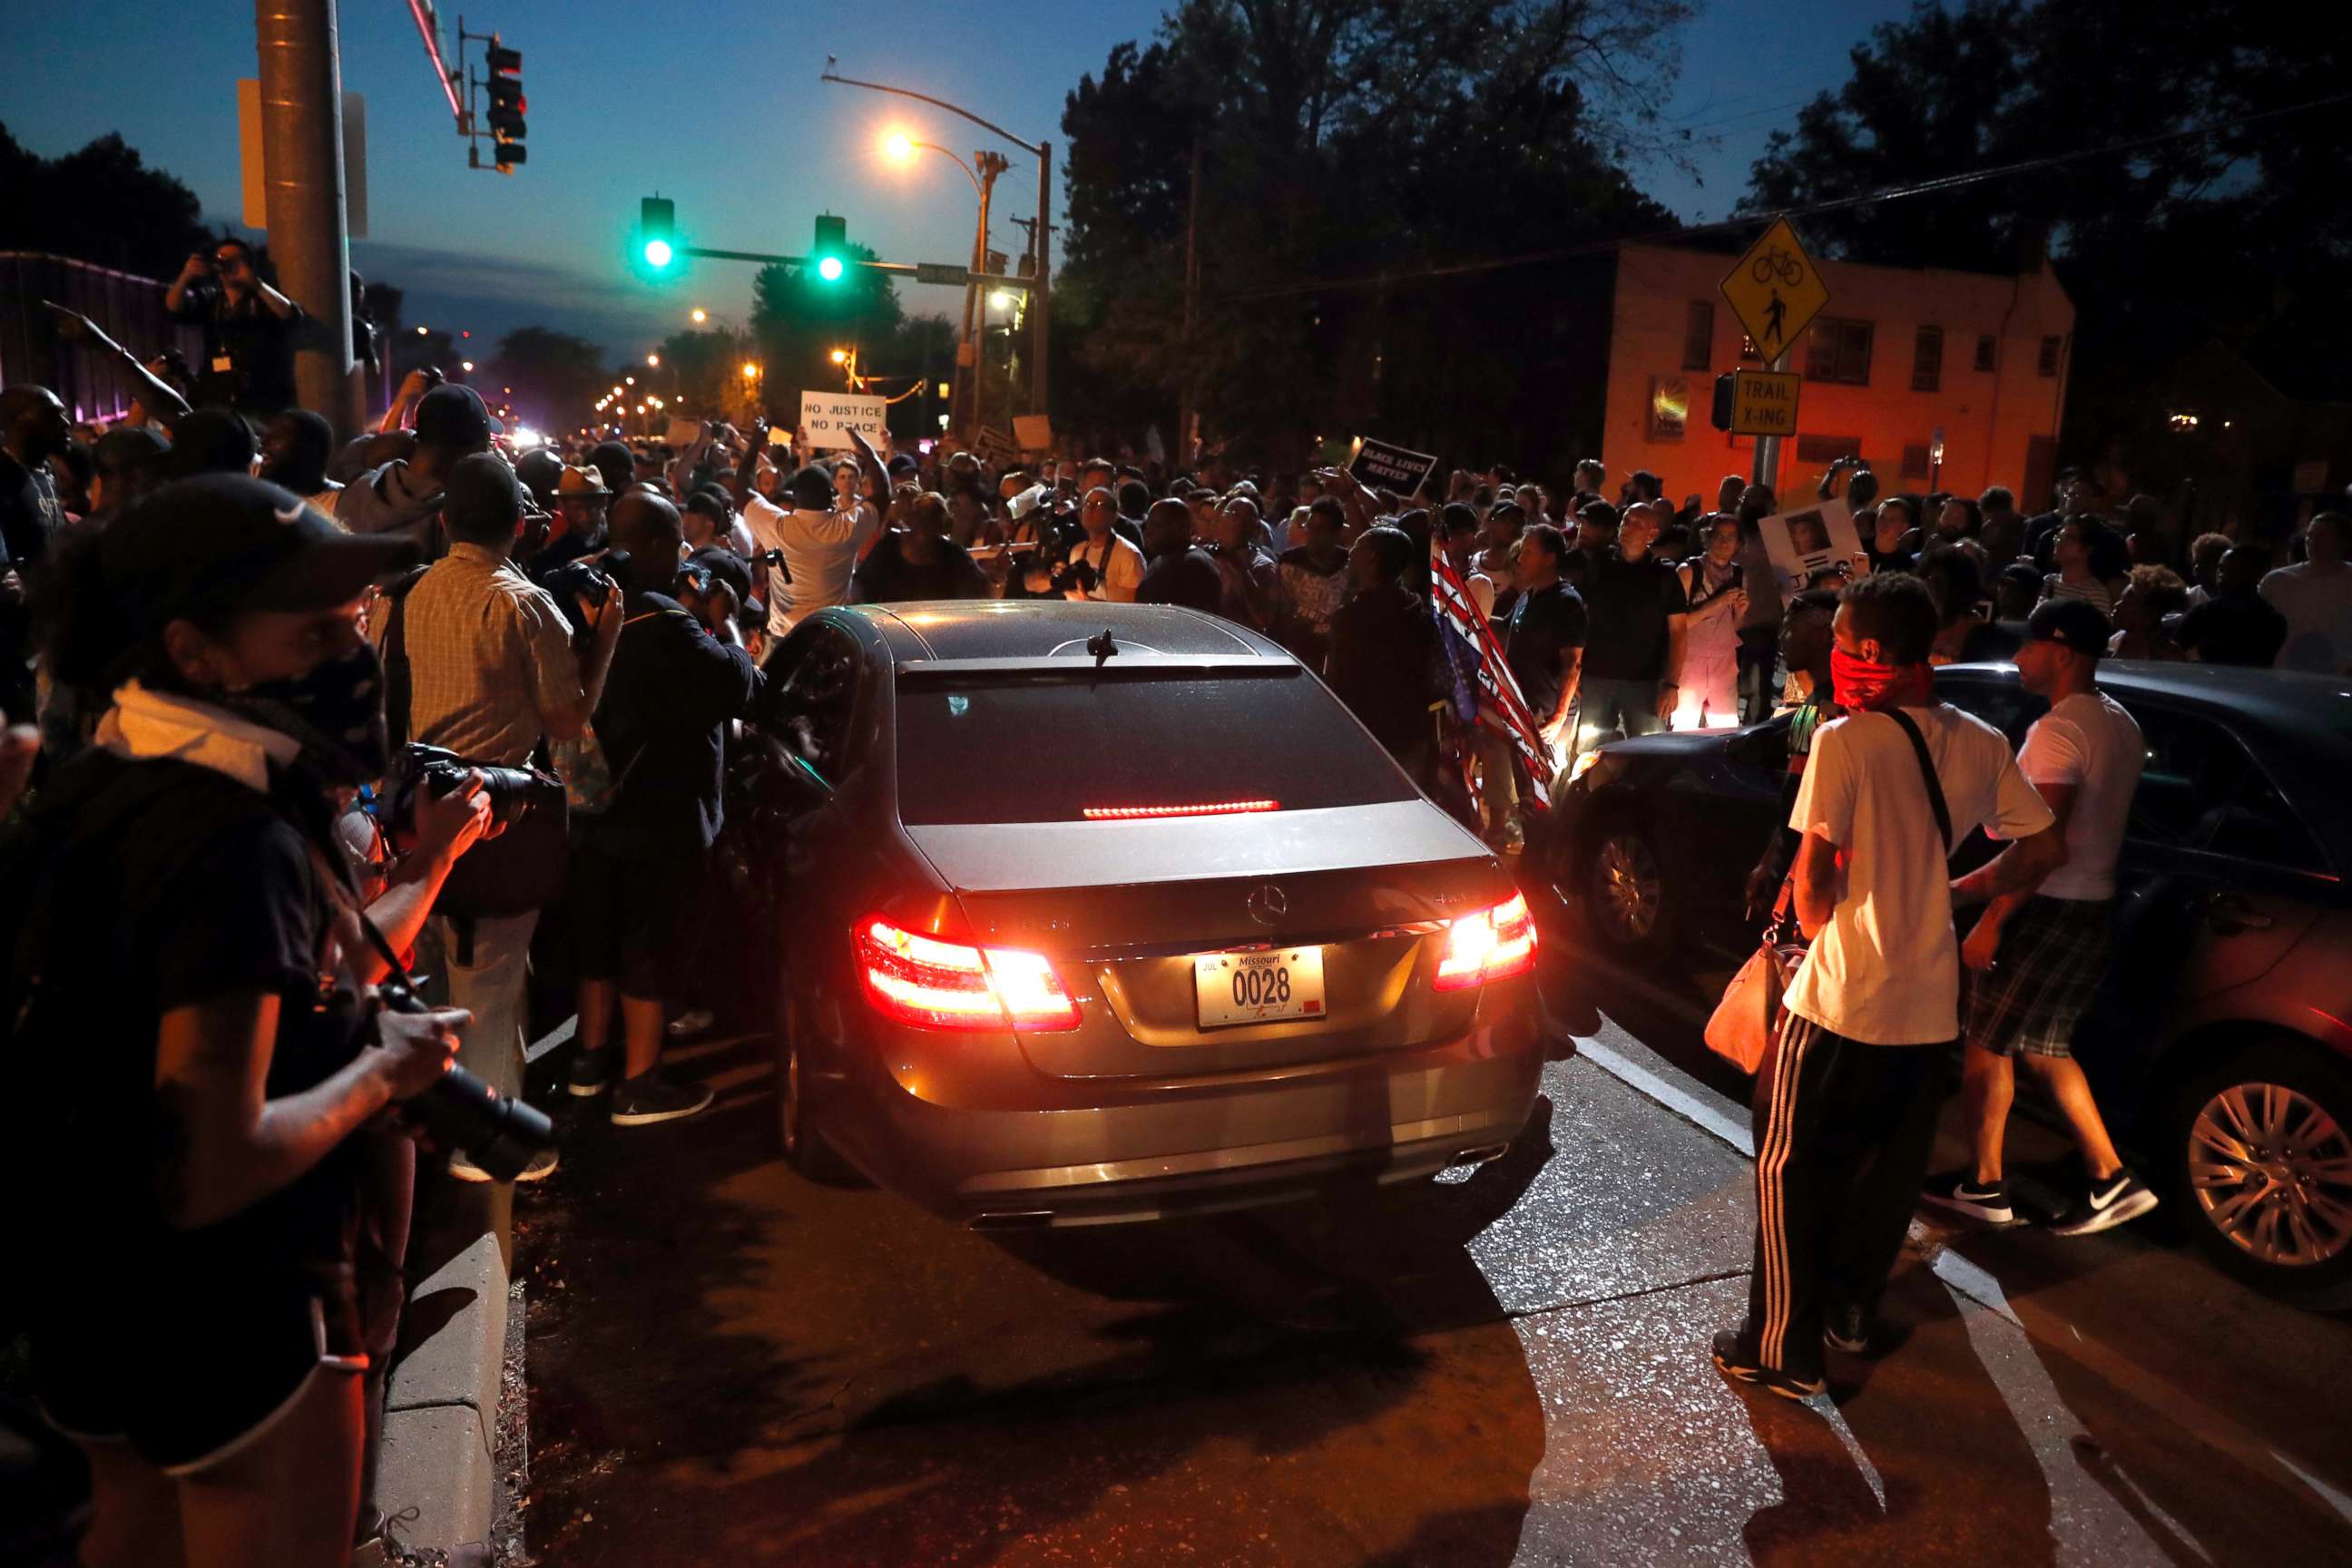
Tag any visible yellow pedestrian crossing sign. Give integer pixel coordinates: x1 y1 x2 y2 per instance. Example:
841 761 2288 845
1721 217 1829 367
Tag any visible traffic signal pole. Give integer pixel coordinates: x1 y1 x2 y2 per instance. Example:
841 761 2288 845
255 0 362 436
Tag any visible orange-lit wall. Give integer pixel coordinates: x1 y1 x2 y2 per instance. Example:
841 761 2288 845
1600 244 2076 510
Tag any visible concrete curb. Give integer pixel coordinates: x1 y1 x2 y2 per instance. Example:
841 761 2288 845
379 1177 512 1553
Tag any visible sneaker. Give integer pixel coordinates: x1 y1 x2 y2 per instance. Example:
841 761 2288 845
1920 1171 2016 1225
666 1007 716 1041
446 1146 559 1184
567 1045 612 1098
2049 1168 2160 1237
1710 1329 1822 1400
610 1070 714 1127
1822 1304 1871 1356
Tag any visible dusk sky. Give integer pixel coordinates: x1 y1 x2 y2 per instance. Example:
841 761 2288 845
8 0 1906 358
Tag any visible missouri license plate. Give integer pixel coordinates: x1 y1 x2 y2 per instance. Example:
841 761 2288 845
1193 948 1326 1028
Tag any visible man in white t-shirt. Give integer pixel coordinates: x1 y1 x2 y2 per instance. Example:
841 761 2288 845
729 420 886 639
1928 599 2158 1237
1038 485 1144 603
1714 573 2063 1401
2259 511 2351 674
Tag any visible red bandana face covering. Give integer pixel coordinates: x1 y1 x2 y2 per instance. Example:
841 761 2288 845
1830 645 1934 711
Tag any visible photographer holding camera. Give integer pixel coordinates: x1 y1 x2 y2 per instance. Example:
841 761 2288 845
1024 485 1143 602
370 453 622 1181
163 238 306 416
12 475 470 1568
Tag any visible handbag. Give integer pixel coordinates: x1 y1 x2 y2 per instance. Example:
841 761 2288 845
381 570 572 919
1705 880 1805 1074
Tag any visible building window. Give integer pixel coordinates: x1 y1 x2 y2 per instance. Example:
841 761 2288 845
1740 334 1760 363
1682 300 1714 371
1805 318 1874 385
1901 443 1932 480
1974 334 1996 373
1796 435 1865 466
2037 335 2063 377
1911 327 1943 393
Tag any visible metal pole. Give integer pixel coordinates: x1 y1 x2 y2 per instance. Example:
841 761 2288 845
1751 348 1791 492
970 157 999 444
1178 137 1201 474
1034 140 1051 422
257 0 360 436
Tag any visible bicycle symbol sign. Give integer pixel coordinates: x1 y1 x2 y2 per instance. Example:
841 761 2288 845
1721 217 1830 365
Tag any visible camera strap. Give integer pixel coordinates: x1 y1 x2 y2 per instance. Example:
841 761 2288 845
379 565 430 754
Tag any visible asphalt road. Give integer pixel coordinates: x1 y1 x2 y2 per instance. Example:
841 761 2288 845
511 939 2352 1566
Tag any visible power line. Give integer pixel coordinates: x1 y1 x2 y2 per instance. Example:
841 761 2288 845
1228 87 2352 301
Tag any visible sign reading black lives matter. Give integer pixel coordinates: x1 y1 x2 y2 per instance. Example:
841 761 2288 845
1349 437 1440 497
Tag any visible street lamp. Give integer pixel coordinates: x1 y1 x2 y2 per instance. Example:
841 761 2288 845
691 309 708 324
741 361 760 380
647 353 661 368
829 348 848 365
460 359 475 373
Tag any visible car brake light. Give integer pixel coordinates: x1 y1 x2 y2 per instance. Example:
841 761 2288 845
854 916 1083 1032
1434 892 1538 991
1081 799 1279 820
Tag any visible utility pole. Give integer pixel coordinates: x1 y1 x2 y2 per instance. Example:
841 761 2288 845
1178 137 1201 473
1034 140 1052 422
962 151 1006 444
256 0 361 435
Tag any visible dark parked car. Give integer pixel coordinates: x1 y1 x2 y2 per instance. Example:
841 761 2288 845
1540 662 2352 1307
744 600 1544 1228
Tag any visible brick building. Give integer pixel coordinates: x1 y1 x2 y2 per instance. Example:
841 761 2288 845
1598 242 2075 511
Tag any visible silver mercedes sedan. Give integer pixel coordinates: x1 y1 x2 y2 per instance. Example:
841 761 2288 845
752 599 1544 1227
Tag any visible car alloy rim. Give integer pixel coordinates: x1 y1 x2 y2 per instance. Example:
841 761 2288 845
2187 1081 2352 1269
1592 834 1661 943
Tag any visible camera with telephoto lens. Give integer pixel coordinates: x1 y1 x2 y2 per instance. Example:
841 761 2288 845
387 743 560 838
1049 554 1099 594
377 975 554 1181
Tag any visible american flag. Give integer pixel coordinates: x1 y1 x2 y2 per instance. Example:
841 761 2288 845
1429 539 1555 810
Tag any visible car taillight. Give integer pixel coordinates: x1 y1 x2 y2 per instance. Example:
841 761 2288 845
1081 799 1279 820
1434 892 1538 991
854 916 1083 1032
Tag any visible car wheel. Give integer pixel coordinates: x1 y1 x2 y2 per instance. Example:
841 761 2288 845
773 970 857 1183
2165 1038 2352 1309
1583 823 1673 965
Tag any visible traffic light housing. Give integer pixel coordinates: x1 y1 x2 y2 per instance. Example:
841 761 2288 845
641 197 676 270
486 39 525 172
1711 373 1735 432
813 213 847 282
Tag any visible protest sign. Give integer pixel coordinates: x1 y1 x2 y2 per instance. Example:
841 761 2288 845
1348 436 1440 497
1759 498 1862 593
1013 415 1054 453
799 391 887 451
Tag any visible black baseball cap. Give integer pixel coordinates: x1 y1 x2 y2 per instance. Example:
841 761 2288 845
1578 499 1621 529
443 451 524 537
83 475 416 678
414 383 503 447
685 544 765 626
2025 597 2112 655
161 407 259 479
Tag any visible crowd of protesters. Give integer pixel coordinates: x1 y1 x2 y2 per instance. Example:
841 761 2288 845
2 246 2349 1566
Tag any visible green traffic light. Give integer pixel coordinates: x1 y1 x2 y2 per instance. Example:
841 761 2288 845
817 255 844 282
644 240 674 270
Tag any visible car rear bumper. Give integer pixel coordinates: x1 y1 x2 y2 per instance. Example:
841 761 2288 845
838 987 1544 1226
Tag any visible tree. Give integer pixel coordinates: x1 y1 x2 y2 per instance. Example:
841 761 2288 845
747 244 905 430
1057 0 1690 469
0 122 210 281
1739 1 2352 497
486 327 615 436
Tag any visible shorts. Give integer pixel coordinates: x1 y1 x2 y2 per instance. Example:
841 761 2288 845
570 826 695 998
1965 896 2113 1060
37 1288 365 1474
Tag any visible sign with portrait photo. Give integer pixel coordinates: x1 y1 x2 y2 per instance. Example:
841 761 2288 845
1759 498 1862 593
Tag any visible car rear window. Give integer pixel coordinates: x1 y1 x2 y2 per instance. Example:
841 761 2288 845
894 668 1417 826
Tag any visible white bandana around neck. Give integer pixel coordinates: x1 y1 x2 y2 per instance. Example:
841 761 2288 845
94 679 301 794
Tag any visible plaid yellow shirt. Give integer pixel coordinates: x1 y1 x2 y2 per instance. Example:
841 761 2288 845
376 543 584 766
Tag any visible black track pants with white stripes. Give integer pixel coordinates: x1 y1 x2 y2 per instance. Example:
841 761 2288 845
1740 1014 1947 1379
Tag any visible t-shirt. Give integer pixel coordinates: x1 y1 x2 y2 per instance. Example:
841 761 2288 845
850 531 990 603
1504 582 1588 727
2177 592 2288 669
2018 691 2142 902
741 493 884 636
1063 534 1146 603
168 284 305 413
1784 703 2055 1045
1137 546 1223 613
1578 554 1688 681
592 589 764 858
2258 563 2352 674
1325 586 1437 759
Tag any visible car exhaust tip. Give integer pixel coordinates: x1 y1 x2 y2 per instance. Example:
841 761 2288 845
969 1210 1054 1230
1446 1142 1512 1170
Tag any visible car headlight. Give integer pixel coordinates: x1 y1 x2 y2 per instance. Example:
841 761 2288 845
1568 747 1608 787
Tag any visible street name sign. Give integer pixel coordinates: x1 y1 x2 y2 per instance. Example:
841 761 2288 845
915 261 970 288
1722 217 1828 366
1728 369 1801 437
